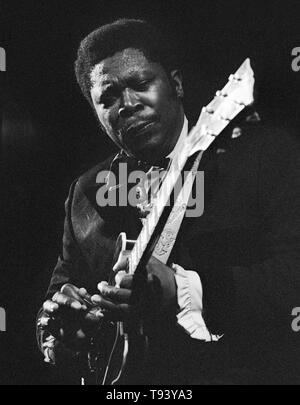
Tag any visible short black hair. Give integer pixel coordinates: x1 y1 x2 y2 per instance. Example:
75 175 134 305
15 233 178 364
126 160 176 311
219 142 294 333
74 18 180 106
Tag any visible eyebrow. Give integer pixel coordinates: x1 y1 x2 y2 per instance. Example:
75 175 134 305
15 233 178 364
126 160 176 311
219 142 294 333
101 69 153 87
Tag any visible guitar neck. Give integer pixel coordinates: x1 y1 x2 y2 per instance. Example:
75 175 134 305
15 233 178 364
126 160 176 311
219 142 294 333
128 143 190 275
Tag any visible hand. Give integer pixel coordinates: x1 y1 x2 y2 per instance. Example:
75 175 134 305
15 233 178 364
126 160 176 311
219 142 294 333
40 284 103 350
90 271 133 322
90 256 177 322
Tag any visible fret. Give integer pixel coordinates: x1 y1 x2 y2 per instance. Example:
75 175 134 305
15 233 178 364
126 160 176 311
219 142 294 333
140 227 148 251
134 246 138 272
147 207 156 232
128 254 132 274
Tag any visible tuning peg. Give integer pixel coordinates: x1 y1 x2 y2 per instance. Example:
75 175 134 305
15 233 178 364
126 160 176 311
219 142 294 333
205 129 217 137
202 106 214 114
233 99 246 106
229 74 242 82
216 90 228 97
219 115 230 122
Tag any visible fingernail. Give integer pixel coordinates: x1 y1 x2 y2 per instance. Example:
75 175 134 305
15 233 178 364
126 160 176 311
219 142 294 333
40 317 49 326
98 284 107 294
42 341 54 349
98 281 108 290
96 310 104 317
71 301 82 310
91 295 100 303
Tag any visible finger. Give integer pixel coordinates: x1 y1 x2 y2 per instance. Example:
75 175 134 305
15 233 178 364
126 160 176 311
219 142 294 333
118 274 133 289
90 294 119 310
90 294 101 305
98 282 131 303
97 303 132 321
115 271 127 288
60 284 86 307
42 340 55 349
84 306 105 323
77 288 93 307
91 294 131 319
37 315 53 332
38 315 50 328
78 287 87 296
97 280 108 289
43 300 59 314
52 292 84 310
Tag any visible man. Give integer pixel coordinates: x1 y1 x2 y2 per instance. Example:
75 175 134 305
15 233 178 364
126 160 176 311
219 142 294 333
37 19 300 384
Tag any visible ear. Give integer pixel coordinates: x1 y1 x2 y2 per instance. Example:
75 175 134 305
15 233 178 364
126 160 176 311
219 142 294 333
170 69 184 98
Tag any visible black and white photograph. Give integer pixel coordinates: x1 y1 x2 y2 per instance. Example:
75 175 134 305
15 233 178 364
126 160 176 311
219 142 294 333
0 0 300 387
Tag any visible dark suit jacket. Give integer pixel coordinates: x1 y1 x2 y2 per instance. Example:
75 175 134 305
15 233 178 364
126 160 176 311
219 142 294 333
38 118 300 384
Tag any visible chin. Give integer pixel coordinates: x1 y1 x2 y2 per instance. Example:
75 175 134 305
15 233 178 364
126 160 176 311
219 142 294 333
132 137 166 161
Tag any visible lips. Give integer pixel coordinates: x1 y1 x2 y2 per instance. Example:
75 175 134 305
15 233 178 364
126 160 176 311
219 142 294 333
125 120 156 138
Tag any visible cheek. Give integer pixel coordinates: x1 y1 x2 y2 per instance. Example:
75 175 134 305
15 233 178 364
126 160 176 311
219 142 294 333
151 84 175 114
95 108 123 145
96 108 113 132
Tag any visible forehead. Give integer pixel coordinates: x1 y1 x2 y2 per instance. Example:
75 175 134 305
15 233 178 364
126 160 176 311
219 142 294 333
90 48 160 88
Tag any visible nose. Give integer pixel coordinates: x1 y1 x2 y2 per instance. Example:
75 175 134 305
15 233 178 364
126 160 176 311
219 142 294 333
118 88 143 118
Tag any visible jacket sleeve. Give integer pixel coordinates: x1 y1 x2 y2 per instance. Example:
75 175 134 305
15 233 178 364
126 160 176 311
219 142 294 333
36 180 93 374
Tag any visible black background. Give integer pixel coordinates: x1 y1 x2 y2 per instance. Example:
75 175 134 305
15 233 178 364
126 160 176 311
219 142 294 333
0 0 299 384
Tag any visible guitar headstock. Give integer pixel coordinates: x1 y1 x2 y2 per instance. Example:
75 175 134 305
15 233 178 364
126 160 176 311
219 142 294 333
187 58 255 156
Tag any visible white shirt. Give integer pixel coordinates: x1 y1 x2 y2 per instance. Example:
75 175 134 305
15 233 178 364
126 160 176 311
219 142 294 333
142 116 222 341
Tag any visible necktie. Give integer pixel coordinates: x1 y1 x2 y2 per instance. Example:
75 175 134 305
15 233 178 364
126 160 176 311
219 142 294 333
136 163 170 218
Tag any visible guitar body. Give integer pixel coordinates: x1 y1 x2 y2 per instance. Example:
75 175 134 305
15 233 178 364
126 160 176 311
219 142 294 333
95 232 149 385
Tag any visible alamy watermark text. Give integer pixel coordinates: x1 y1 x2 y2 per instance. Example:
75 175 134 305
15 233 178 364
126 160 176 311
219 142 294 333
0 47 6 71
0 307 6 332
291 47 300 72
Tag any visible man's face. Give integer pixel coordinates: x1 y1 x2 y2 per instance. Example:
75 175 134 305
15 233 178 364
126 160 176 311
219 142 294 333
90 48 184 162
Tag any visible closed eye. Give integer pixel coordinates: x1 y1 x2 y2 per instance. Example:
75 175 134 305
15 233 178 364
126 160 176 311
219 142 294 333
134 80 152 91
98 91 119 108
100 95 117 107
